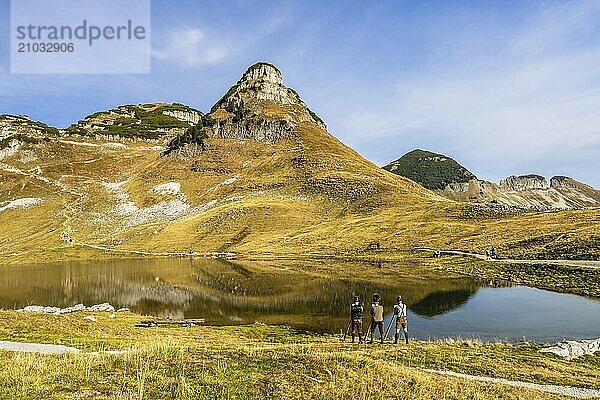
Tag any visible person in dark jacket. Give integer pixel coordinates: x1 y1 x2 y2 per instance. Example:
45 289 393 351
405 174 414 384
349 295 363 343
369 292 384 344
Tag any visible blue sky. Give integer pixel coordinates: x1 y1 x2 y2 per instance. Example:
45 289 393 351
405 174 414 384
1 0 600 187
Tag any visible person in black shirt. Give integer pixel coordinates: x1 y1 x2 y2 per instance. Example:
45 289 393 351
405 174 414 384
349 296 364 343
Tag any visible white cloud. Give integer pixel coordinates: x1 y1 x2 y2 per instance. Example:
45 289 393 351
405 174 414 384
330 2 600 185
152 28 231 67
509 0 600 56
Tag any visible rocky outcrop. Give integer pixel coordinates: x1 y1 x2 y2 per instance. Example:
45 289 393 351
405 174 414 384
0 114 58 140
549 176 600 207
162 109 201 125
17 302 121 314
240 63 283 86
215 62 299 107
65 103 202 142
201 62 326 144
551 176 600 199
551 176 579 190
500 175 549 191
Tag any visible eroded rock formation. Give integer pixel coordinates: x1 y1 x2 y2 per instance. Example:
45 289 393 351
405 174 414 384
201 62 326 143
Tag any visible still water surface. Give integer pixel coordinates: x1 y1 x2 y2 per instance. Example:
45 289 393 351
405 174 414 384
0 258 598 343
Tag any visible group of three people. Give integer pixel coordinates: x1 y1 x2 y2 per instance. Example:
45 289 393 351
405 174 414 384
349 292 409 344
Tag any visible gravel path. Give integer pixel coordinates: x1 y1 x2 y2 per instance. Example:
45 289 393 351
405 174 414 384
416 248 600 269
0 340 127 356
0 340 80 354
425 369 600 399
73 240 235 258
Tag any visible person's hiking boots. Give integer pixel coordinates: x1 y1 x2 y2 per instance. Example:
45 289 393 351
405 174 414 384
351 334 363 344
394 332 409 344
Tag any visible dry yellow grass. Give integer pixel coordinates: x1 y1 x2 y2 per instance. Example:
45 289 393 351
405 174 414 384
0 310 597 399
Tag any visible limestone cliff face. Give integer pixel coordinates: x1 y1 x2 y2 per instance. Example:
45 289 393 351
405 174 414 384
499 175 549 191
550 176 600 204
236 63 292 104
162 109 201 125
551 176 594 191
204 62 326 143
449 175 599 210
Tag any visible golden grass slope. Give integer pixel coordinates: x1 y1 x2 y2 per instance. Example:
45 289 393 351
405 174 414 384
0 61 598 265
0 117 598 265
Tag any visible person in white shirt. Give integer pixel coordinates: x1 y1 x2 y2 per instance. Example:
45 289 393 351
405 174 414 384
393 295 409 344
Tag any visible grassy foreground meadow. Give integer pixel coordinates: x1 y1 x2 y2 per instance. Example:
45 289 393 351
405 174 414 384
0 311 598 399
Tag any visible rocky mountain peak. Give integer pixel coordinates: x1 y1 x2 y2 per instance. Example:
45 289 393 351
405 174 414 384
239 62 283 85
550 176 581 190
190 62 326 144
212 62 304 110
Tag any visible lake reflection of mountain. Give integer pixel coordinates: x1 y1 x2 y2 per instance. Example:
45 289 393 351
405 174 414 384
0 258 480 331
3 259 599 342
409 289 477 318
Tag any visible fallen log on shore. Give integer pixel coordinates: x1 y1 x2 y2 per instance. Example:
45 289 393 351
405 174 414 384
135 319 205 328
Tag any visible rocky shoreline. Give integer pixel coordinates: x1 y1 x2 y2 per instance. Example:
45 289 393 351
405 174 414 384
17 302 129 315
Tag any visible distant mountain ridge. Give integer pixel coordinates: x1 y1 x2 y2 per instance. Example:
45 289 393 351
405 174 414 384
384 149 600 210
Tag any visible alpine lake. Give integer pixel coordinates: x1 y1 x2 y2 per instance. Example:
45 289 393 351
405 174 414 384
1 257 598 344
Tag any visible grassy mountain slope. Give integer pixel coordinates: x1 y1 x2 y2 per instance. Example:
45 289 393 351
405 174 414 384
0 64 598 264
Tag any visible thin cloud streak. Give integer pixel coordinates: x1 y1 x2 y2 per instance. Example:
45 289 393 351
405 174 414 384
329 2 600 187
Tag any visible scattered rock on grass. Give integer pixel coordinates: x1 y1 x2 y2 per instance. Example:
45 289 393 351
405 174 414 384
540 338 600 360
88 303 115 312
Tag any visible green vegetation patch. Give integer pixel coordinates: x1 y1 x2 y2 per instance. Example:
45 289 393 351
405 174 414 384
384 149 476 190
165 122 209 153
0 115 59 137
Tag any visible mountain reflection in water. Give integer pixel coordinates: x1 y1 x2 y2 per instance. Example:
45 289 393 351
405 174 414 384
0 258 478 331
2 258 598 342
409 289 477 318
